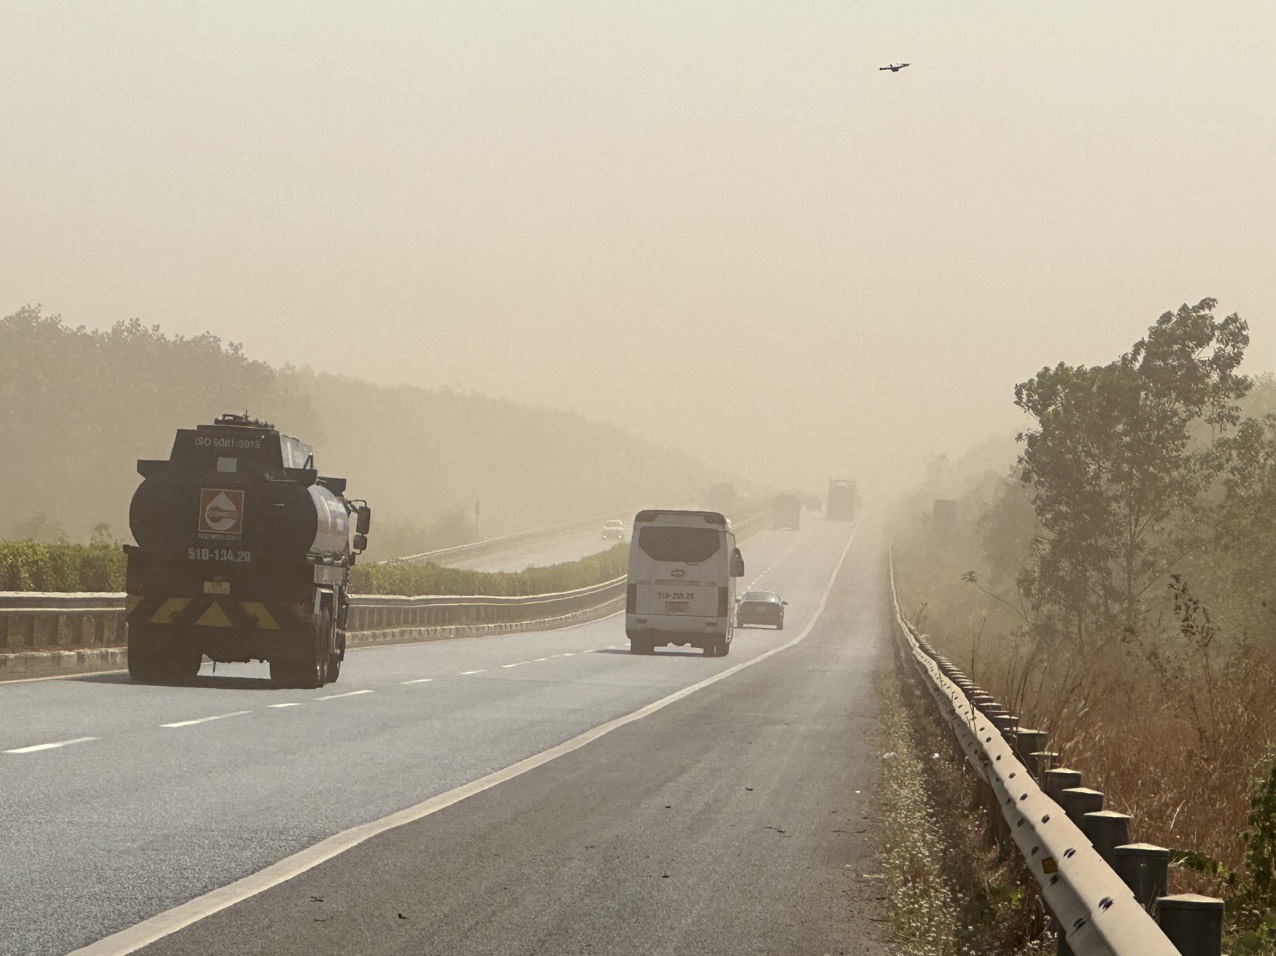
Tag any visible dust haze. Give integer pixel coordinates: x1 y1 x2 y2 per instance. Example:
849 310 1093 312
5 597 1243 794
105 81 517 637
5 2 1276 512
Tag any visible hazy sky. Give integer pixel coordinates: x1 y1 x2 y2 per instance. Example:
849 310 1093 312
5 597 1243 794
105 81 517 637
5 1 1275 500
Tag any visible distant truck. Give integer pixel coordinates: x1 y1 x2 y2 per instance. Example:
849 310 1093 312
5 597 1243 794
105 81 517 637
702 482 737 518
826 479 857 521
625 509 744 657
124 414 371 687
771 494 802 531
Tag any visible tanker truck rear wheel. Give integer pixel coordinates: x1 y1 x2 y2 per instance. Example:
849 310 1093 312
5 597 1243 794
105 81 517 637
128 630 164 682
269 612 331 689
170 642 202 682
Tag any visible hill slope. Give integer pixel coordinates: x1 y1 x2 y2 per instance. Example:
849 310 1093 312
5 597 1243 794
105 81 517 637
0 306 716 558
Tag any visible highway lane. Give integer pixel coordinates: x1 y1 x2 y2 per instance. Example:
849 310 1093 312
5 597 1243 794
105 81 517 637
3 518 888 956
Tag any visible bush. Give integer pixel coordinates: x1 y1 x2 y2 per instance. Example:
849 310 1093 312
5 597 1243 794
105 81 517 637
0 541 125 591
349 543 628 596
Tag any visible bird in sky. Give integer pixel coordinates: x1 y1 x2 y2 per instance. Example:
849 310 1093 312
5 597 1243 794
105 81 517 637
879 62 910 72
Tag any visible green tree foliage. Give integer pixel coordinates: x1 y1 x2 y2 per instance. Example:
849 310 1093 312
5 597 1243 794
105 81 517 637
0 541 124 591
1013 299 1250 637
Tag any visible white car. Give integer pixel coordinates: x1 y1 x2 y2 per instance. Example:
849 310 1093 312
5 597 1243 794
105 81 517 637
601 519 626 540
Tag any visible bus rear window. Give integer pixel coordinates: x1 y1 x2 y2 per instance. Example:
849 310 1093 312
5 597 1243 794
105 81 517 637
637 527 721 563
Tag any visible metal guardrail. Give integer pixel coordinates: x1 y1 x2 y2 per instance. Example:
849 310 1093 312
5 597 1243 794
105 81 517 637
348 577 624 631
0 504 774 668
0 578 625 647
888 559 1188 956
0 593 125 612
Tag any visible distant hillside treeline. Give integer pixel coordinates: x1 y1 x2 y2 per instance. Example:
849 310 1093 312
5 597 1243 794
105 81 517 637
1 305 715 559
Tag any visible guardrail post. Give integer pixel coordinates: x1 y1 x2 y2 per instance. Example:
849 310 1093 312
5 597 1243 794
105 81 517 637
1014 728 1048 763
1080 810 1131 867
1043 767 1082 800
1059 787 1104 824
1114 843 1169 907
1012 731 1050 776
1156 894 1224 956
1030 750 1059 776
991 714 1019 738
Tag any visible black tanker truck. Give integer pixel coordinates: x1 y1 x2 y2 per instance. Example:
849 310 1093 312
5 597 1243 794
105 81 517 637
124 414 371 687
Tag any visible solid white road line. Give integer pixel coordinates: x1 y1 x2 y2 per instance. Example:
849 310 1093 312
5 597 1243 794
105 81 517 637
5 736 98 754
315 690 374 701
160 711 252 729
69 524 858 956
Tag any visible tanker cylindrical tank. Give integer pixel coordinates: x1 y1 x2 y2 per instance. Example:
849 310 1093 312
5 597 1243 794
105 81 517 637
130 473 350 561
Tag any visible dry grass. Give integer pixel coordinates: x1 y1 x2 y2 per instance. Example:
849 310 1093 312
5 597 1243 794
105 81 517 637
890 515 1276 910
874 652 1052 954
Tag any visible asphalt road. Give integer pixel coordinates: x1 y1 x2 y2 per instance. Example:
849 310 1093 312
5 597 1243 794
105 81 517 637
3 517 893 956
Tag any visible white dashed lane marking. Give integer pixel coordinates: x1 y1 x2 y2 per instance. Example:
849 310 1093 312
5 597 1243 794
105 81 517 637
315 690 375 701
5 736 98 754
460 670 485 675
161 711 252 729
268 703 302 709
400 678 433 685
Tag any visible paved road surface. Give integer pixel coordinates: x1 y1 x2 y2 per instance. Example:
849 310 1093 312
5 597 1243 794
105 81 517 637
3 518 893 956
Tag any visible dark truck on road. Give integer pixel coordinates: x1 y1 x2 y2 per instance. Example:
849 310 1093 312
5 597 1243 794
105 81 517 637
826 478 857 521
124 414 371 687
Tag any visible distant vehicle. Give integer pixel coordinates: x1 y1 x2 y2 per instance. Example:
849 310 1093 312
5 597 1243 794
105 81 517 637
735 590 787 630
625 509 745 657
826 478 858 521
771 494 801 531
124 413 371 688
879 62 910 72
601 519 626 540
702 482 737 518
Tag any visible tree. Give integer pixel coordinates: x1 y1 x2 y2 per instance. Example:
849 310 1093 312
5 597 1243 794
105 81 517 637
1014 299 1249 638
8 512 68 544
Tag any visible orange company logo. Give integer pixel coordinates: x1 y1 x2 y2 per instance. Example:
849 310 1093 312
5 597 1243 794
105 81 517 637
199 488 245 536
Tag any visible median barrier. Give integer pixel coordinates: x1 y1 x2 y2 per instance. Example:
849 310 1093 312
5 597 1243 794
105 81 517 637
0 502 769 679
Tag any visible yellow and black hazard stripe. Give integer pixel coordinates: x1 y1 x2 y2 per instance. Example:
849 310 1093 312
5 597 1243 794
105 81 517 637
126 595 305 631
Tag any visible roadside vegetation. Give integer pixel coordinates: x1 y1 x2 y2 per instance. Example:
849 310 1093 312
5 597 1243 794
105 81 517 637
0 538 626 597
349 543 627 596
875 667 1050 955
0 540 125 592
0 305 716 560
891 299 1276 951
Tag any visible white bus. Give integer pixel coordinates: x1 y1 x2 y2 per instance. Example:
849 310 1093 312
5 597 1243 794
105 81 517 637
625 509 745 657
